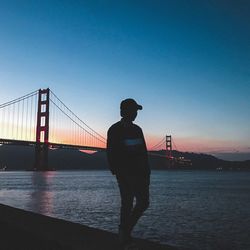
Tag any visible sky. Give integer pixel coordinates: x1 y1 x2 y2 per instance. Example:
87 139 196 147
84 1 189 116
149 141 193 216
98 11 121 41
0 0 249 160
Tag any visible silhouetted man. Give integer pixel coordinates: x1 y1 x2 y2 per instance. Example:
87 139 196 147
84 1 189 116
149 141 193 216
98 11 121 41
107 99 150 247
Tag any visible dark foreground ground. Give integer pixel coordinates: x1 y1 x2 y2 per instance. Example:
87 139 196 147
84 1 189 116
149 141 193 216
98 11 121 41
0 204 176 250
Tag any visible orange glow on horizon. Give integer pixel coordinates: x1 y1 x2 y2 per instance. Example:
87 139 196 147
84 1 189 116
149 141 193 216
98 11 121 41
145 135 249 154
1 120 248 153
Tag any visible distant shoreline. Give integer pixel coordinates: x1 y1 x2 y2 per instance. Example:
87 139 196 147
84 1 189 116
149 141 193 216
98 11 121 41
1 144 250 171
1 169 250 172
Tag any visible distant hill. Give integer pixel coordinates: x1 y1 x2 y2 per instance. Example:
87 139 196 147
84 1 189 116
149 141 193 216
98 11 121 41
0 145 109 170
149 150 250 170
212 152 250 161
0 145 250 171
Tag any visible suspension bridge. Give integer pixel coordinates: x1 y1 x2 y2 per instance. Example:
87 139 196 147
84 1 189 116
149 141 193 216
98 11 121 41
0 88 183 170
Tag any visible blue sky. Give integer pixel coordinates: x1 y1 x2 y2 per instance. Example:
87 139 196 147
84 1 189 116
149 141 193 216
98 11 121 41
0 1 249 158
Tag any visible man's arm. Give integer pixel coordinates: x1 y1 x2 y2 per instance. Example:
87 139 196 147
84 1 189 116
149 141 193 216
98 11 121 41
107 127 119 175
139 127 151 175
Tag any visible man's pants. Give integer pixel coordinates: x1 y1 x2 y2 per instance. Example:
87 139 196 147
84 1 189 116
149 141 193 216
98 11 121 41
116 174 150 234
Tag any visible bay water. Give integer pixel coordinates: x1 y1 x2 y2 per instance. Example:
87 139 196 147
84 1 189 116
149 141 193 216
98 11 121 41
0 170 249 250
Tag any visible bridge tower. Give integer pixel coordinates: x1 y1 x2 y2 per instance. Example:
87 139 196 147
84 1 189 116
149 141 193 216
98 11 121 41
34 88 50 170
166 135 172 158
166 135 174 168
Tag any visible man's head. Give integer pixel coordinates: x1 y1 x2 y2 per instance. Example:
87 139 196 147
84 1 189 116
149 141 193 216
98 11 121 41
120 98 142 121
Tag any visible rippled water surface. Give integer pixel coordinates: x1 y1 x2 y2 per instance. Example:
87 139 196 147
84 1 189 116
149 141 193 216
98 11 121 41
0 170 250 250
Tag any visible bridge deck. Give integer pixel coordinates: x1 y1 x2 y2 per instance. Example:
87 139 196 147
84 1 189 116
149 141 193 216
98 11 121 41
0 203 176 250
0 138 106 151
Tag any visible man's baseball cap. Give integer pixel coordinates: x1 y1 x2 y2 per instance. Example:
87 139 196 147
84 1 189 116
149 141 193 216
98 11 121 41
120 98 143 111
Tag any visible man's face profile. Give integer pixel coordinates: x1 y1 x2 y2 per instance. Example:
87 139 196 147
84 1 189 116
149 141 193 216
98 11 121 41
121 108 138 121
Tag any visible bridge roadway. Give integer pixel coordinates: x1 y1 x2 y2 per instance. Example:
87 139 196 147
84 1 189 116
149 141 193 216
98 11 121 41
0 138 106 152
0 138 166 161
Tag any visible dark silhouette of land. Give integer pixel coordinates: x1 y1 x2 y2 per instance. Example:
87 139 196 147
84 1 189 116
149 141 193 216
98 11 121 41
0 203 176 250
0 145 250 170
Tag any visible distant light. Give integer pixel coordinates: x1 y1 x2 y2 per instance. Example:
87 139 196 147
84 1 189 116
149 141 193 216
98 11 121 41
79 149 97 154
49 147 58 150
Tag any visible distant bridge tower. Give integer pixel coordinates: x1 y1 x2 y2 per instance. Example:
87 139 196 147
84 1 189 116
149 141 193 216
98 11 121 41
166 135 172 158
34 88 50 170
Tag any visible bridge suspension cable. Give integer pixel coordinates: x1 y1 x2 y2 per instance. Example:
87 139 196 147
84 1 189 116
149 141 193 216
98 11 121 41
0 88 106 148
0 90 39 142
172 138 178 151
149 137 165 151
150 135 180 152
50 90 106 141
49 90 106 148
0 90 38 109
50 99 106 144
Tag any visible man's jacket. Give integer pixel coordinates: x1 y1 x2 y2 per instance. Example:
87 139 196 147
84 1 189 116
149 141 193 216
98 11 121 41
107 119 150 176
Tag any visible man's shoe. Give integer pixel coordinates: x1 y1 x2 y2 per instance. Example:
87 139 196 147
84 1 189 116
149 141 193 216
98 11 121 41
123 241 139 250
118 226 131 245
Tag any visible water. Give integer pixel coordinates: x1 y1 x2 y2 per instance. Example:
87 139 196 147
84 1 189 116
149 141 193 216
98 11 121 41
0 170 250 250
